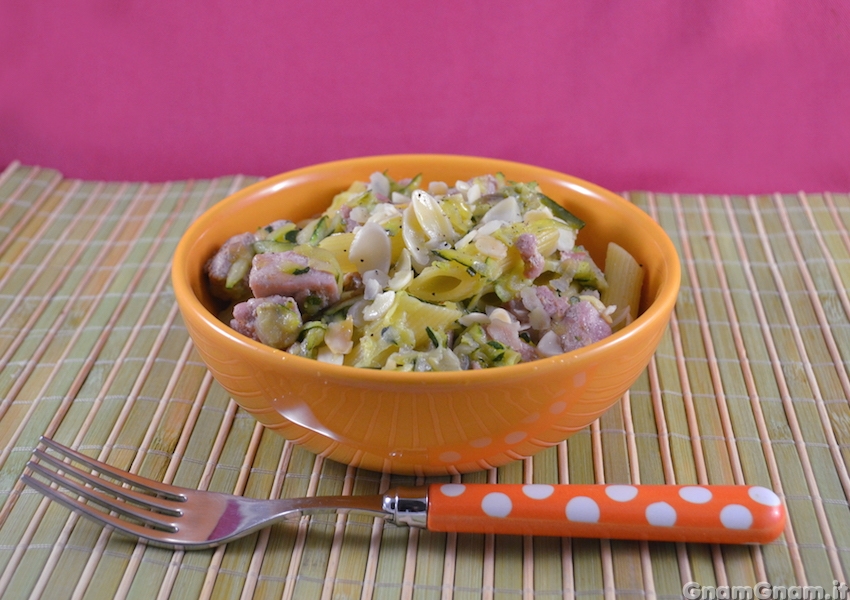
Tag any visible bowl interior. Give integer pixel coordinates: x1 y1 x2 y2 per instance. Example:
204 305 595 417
180 155 676 348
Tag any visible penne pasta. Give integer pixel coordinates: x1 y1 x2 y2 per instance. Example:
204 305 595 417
601 242 644 331
393 292 463 347
407 260 490 303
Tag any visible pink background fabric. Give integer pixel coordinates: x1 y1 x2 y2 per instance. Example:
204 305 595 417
1 1 848 193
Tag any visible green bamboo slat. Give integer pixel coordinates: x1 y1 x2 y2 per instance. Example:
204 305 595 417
736 192 828 584
566 431 595 486
816 193 850 296
251 444 320 598
127 404 243 599
408 530 447 599
598 403 630 475
449 534 485 600
774 192 850 578
678 193 773 587
371 524 411 599
33 183 219 600
0 182 157 592
702 194 801 585
0 180 95 389
325 470 383 599
596 409 650 599
644 193 733 588
0 166 62 242
9 176 252 596
281 459 347 599
173 410 259 595
671 193 737 486
207 426 271 599
0 167 64 284
747 193 840 583
490 460 524 598
636 193 701 489
750 194 846 584
529 448 566 596
699 196 772 484
627 370 668 486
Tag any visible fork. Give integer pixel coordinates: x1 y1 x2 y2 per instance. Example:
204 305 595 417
21 436 786 549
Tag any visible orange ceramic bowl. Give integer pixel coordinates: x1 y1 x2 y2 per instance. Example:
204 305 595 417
172 155 680 475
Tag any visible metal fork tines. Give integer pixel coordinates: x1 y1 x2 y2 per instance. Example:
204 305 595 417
22 437 418 549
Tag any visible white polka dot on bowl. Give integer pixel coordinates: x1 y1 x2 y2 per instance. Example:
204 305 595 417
504 431 527 444
439 451 462 463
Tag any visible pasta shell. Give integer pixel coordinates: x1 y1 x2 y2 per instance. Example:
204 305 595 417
349 221 391 276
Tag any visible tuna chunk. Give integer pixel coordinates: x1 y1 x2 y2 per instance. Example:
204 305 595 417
554 300 612 352
515 233 545 280
338 205 360 233
205 232 256 301
249 250 341 314
231 295 302 349
486 318 538 362
533 285 569 320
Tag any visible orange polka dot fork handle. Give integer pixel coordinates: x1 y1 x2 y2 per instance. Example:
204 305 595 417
24 437 784 549
390 484 786 544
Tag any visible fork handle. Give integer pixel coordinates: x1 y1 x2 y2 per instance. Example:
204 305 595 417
421 484 785 544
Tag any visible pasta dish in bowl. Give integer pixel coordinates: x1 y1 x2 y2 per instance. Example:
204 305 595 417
205 172 644 371
172 155 680 474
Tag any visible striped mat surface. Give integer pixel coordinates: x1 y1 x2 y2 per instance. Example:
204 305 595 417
0 161 849 599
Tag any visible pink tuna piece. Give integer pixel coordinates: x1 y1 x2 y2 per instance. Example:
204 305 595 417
534 285 569 320
515 233 545 280
249 251 340 311
205 232 255 300
231 295 301 349
486 318 538 362
338 205 360 233
556 300 612 352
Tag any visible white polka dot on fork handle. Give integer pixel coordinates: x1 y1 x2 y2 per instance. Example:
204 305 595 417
720 504 753 530
748 486 781 506
605 485 638 502
678 486 712 504
522 484 555 500
566 497 600 523
646 502 677 526
482 492 512 518
439 484 466 497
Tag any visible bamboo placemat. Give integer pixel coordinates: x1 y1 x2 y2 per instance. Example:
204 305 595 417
0 160 849 599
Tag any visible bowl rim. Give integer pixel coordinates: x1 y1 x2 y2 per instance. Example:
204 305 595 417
172 153 681 386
